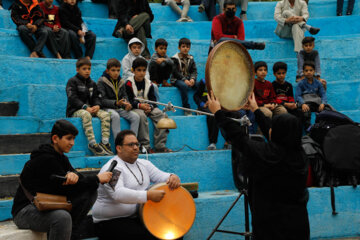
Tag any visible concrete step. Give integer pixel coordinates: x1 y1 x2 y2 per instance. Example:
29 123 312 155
1 11 360 39
0 102 18 116
0 117 41 135
2 0 359 21
0 133 51 154
0 29 360 61
1 55 359 91
0 150 232 191
1 186 360 239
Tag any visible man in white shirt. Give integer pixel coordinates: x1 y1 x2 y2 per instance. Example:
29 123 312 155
92 130 181 239
274 0 320 52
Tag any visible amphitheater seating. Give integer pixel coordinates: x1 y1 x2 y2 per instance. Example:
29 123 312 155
0 0 360 239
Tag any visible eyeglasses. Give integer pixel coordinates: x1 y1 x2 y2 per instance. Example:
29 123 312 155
123 142 140 148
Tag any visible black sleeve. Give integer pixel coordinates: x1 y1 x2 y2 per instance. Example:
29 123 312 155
253 109 271 141
59 5 81 32
119 83 130 102
91 81 102 107
11 5 29 26
97 80 117 109
66 78 85 111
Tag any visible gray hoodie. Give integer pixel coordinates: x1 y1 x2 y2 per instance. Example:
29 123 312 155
121 37 150 81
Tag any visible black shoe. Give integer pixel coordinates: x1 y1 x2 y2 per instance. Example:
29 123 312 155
346 11 352 15
88 143 107 156
254 42 265 50
337 12 342 16
99 142 113 155
309 27 320 35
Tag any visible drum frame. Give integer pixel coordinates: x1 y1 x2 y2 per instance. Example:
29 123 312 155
205 40 255 111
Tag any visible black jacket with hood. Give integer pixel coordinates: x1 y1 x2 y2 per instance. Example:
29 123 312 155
11 0 45 27
59 2 83 32
12 144 99 217
97 71 129 109
66 73 101 117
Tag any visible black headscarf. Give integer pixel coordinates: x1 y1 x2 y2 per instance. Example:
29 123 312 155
271 113 303 150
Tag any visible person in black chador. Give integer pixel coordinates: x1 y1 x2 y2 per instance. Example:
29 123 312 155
208 91 310 240
11 120 113 240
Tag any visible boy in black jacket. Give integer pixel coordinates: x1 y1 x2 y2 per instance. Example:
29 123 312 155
171 38 198 116
59 0 96 59
66 58 112 155
97 58 141 140
11 0 49 57
125 58 171 153
12 120 112 240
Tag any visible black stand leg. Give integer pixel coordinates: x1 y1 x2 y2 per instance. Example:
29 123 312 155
207 189 252 240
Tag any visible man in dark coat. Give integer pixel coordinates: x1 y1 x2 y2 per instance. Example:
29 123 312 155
112 0 154 59
208 92 310 240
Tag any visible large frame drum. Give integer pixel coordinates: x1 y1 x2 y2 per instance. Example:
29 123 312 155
139 183 196 239
205 40 255 111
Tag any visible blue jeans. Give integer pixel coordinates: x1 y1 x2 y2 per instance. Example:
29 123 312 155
173 80 197 109
106 108 140 138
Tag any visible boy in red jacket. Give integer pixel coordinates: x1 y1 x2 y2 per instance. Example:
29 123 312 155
39 0 71 58
253 61 287 119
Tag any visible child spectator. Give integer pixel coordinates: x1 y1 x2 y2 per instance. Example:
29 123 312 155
162 0 192 22
149 38 174 89
11 0 49 58
39 0 71 59
66 58 112 156
59 0 96 59
121 38 150 81
296 37 327 90
97 58 141 139
296 61 333 129
171 38 197 116
254 61 287 119
126 58 171 153
272 62 300 117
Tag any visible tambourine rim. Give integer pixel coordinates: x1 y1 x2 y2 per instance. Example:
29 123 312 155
205 40 255 111
139 182 196 239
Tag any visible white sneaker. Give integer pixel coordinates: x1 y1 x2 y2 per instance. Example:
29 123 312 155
207 143 216 150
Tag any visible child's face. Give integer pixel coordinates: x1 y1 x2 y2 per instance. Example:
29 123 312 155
106 66 121 80
53 134 75 154
255 66 267 81
130 43 142 56
155 45 167 57
65 0 77 6
76 64 91 79
133 66 147 82
274 69 286 83
303 42 314 53
303 65 315 79
44 0 54 6
179 44 190 55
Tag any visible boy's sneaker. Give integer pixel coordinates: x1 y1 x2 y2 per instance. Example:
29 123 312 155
309 27 320 35
99 143 114 155
88 143 107 156
207 143 216 150
198 4 205 12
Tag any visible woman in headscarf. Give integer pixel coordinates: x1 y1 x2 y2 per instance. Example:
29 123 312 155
208 92 310 240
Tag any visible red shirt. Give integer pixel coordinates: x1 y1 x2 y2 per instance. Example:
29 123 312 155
254 79 280 106
39 2 61 29
211 13 245 42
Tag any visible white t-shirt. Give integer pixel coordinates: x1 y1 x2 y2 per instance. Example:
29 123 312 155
92 155 171 223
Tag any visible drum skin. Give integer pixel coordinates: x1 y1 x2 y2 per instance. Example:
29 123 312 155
205 40 255 111
139 183 196 239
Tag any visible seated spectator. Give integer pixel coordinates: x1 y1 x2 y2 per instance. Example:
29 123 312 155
200 0 248 21
272 62 302 118
149 38 173 92
274 0 320 53
162 0 192 22
11 0 49 58
337 0 355 15
39 0 71 59
296 61 333 130
210 0 265 53
121 38 150 82
296 37 327 90
92 130 181 239
12 120 112 240
254 61 287 119
112 0 153 59
126 58 172 153
97 58 141 140
66 58 112 156
171 38 197 116
59 0 97 59
218 0 248 20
